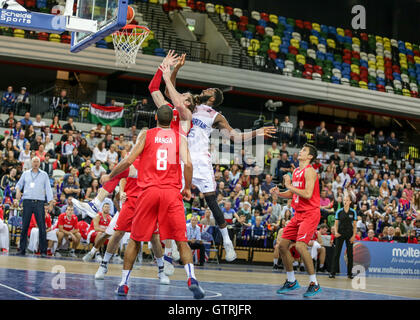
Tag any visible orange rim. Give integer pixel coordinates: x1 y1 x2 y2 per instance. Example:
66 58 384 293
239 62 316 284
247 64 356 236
113 25 150 36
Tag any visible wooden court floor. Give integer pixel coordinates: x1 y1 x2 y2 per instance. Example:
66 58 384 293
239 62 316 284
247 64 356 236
0 254 418 300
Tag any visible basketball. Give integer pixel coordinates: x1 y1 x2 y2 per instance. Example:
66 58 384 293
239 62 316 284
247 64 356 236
345 242 371 269
126 5 135 24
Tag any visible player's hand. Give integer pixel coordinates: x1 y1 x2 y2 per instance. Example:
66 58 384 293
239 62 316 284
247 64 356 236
182 188 192 201
350 236 355 243
100 174 111 185
159 63 172 79
120 191 127 203
256 126 276 138
335 232 341 238
283 174 291 188
270 186 280 195
162 49 179 67
175 53 186 69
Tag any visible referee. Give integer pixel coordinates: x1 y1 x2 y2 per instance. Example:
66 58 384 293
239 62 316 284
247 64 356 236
329 195 357 279
16 157 53 257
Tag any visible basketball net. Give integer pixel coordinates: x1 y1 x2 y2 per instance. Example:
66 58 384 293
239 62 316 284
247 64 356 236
112 25 150 67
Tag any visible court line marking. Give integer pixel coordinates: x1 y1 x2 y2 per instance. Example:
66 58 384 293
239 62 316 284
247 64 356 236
0 283 40 300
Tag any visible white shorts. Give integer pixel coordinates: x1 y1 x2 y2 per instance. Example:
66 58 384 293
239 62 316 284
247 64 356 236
106 211 119 236
191 155 216 193
309 241 322 260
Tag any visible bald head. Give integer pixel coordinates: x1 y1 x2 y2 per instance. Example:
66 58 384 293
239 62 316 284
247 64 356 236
157 105 173 127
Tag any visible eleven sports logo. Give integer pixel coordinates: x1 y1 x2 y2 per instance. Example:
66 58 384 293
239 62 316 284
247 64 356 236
0 10 32 24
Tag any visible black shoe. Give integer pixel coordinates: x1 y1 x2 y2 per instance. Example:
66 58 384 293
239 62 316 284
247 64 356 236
17 250 26 256
299 265 305 272
348 274 354 279
328 273 335 279
273 264 279 270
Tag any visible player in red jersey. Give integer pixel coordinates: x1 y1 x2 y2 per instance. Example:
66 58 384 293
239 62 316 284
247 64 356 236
55 206 81 258
270 143 322 297
86 202 112 247
101 105 204 299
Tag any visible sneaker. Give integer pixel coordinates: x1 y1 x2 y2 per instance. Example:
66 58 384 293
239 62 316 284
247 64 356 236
303 282 322 297
112 255 124 264
273 264 280 271
276 280 301 294
72 198 98 219
328 273 335 279
299 265 305 272
159 271 170 285
187 278 205 299
95 254 103 263
95 263 108 280
54 251 61 257
47 249 52 256
82 251 95 262
224 241 237 262
163 255 175 276
348 274 354 279
69 250 77 258
115 284 129 296
1 249 8 254
172 244 180 262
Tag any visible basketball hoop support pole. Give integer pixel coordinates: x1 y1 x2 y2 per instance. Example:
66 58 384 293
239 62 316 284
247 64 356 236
0 7 97 34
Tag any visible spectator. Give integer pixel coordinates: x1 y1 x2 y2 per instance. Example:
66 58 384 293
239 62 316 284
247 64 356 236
329 149 341 165
317 151 329 165
79 166 94 192
85 179 100 201
30 135 42 151
333 125 346 152
250 216 266 247
67 148 83 172
62 117 76 132
4 150 19 170
92 123 106 138
44 136 55 157
51 89 69 119
345 127 356 153
338 167 351 187
233 215 251 244
261 174 275 194
293 120 307 148
290 152 299 169
20 112 33 130
0 167 18 198
387 132 399 160
363 229 379 242
186 216 205 266
103 134 114 150
49 115 62 134
364 130 376 156
222 201 236 225
93 141 108 163
392 216 407 236
376 130 387 157
61 135 76 167
55 206 81 257
346 151 359 167
267 141 280 159
407 229 418 244
320 190 334 222
63 175 80 199
15 87 30 115
92 160 106 179
78 138 92 161
14 131 28 152
2 86 15 113
276 152 292 181
200 208 215 226
40 153 53 178
315 121 329 150
35 144 47 162
5 111 17 129
32 114 45 134
279 116 293 144
18 142 31 163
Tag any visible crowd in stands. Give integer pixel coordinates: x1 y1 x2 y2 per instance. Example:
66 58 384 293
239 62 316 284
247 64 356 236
0 85 419 267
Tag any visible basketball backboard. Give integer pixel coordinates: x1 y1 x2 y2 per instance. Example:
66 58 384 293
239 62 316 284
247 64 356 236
70 0 128 53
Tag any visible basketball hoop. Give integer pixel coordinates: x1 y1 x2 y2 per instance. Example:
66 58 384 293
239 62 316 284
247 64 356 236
112 24 150 67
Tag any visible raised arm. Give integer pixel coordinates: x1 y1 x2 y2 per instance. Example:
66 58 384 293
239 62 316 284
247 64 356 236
214 113 276 142
179 135 192 200
164 53 185 98
160 62 192 122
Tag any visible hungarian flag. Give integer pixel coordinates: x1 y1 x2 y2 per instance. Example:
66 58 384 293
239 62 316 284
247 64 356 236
88 103 124 127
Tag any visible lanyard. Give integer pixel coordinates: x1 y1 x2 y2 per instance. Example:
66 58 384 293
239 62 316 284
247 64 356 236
30 170 40 183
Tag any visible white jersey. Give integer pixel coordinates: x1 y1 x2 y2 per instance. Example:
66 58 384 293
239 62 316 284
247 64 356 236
187 104 219 193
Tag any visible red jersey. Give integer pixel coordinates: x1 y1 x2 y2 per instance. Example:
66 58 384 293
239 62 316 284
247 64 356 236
57 213 78 232
28 213 52 236
137 127 182 190
78 221 89 240
291 164 320 213
363 237 379 242
88 212 111 233
126 177 140 197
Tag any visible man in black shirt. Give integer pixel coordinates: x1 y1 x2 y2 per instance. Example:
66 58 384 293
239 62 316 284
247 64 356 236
329 149 341 165
329 195 357 279
276 152 292 182
62 117 77 132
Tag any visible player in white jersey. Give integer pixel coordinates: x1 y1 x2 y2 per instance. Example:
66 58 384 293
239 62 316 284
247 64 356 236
161 59 276 262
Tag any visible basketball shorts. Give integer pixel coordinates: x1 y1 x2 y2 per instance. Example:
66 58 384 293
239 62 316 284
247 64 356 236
130 186 187 242
191 153 216 194
281 211 320 245
115 196 137 233
105 211 119 236
88 230 109 245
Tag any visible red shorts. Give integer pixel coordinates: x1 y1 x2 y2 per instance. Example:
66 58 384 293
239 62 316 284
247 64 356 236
115 196 137 233
103 169 129 193
281 211 320 244
90 231 109 245
290 246 300 259
130 186 187 242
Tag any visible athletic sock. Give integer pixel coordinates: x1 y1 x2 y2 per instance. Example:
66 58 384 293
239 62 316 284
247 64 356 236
156 257 164 268
286 271 296 283
309 274 318 285
273 258 278 265
120 269 131 286
184 263 196 280
103 252 113 264
90 247 98 255
219 227 231 245
319 264 324 269
164 247 172 257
